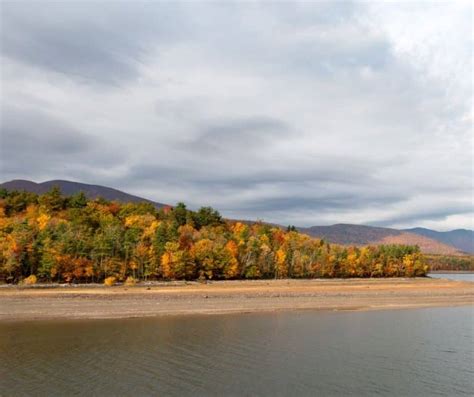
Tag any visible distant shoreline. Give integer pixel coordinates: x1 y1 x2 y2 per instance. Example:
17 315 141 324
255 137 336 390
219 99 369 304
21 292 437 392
1 278 472 322
429 270 474 274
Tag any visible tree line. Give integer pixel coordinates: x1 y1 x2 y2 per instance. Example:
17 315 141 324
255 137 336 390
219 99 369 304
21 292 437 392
426 254 474 271
0 187 428 284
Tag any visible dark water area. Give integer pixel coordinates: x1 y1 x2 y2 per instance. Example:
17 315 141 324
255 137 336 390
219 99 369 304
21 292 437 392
429 272 474 282
1 307 473 397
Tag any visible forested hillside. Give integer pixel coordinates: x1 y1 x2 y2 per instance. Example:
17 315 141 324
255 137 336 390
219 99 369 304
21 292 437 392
0 188 428 284
0 179 167 208
425 255 474 271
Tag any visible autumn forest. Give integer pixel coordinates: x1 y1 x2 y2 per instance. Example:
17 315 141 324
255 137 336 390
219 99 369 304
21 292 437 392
0 187 429 284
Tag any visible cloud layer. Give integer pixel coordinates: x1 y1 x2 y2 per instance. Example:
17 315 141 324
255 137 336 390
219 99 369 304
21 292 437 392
1 1 472 230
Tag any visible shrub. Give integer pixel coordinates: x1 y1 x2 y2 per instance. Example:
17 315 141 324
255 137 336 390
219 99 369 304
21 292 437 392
20 275 38 285
104 276 117 287
124 276 137 286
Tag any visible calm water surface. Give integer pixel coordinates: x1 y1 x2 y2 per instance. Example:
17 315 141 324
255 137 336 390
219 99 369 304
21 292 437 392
429 272 474 282
1 307 473 397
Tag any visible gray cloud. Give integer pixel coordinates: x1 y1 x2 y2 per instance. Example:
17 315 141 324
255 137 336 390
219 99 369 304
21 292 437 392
370 205 474 229
1 1 472 230
224 191 405 213
0 106 121 178
180 116 290 155
2 106 91 155
120 152 378 190
1 2 187 85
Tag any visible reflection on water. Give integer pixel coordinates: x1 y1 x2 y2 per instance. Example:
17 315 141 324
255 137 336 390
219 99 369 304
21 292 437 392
1 307 473 396
429 272 474 282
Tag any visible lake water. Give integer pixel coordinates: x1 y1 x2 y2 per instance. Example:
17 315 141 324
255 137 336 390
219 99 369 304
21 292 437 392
429 272 474 282
1 307 473 396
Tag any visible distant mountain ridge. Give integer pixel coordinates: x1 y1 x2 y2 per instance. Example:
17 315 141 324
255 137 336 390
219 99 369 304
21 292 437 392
300 224 401 246
403 227 474 254
299 224 471 255
0 179 167 208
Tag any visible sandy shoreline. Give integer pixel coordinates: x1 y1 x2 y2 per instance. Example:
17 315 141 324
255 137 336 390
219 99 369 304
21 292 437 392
0 278 472 322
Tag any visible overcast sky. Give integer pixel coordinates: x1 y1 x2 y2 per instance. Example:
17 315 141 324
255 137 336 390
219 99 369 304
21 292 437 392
0 1 472 230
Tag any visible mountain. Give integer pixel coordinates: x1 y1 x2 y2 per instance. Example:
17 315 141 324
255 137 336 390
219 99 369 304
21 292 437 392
404 227 474 254
0 179 167 208
300 224 399 246
299 224 464 255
